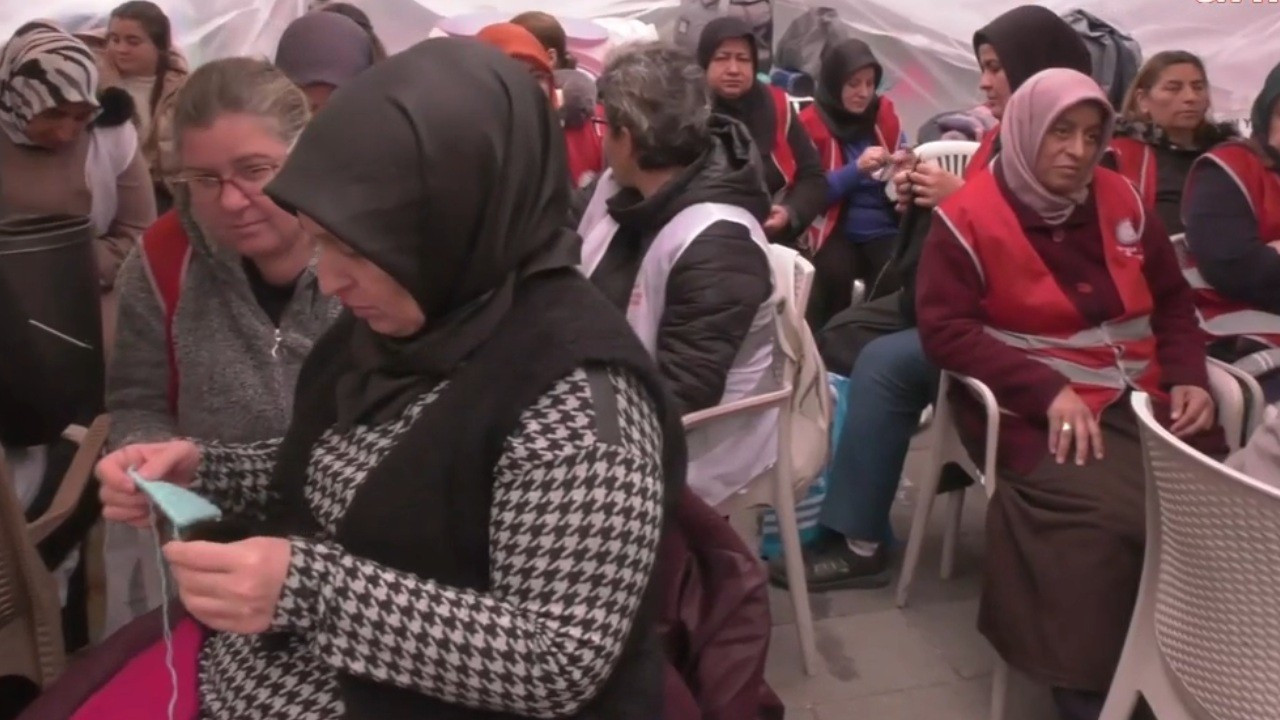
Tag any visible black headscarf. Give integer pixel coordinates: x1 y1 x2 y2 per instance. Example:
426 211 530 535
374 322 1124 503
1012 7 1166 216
815 38 883 144
696 17 776 156
266 37 580 429
1251 60 1280 165
972 5 1092 95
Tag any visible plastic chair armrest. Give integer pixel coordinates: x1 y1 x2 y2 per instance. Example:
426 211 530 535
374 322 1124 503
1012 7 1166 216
28 414 110 545
682 386 793 431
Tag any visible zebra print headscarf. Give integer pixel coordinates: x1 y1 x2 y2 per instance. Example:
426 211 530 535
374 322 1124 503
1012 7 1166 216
0 21 100 146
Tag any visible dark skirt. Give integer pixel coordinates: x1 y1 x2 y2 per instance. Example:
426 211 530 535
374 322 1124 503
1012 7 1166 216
978 405 1144 692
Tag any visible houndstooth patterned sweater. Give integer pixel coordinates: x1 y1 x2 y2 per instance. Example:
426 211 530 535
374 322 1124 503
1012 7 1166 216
190 366 665 719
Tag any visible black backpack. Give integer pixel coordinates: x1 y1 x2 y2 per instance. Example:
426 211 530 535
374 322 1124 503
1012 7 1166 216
774 7 851 94
1062 9 1143 110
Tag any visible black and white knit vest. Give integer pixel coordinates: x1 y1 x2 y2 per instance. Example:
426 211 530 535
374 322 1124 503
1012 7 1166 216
265 269 685 720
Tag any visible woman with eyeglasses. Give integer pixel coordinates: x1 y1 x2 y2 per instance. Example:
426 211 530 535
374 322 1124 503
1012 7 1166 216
101 57 340 632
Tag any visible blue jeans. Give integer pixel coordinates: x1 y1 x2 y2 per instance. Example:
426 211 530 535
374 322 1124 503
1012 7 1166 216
818 329 938 543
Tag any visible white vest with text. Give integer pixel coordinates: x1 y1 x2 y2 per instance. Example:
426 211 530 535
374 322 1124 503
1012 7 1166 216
578 171 780 506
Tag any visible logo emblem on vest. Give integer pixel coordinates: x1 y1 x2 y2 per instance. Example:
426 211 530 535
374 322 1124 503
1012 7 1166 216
1115 218 1144 259
1116 219 1140 246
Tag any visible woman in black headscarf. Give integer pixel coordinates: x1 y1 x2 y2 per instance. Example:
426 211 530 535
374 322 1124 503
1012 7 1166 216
697 17 826 245
798 38 905 325
96 37 682 719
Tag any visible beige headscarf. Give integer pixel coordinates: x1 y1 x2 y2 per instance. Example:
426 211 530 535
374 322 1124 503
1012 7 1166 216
998 68 1115 225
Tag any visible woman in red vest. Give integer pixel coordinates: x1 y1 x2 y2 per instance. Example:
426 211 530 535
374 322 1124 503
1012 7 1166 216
697 17 826 245
917 69 1222 720
772 7 1094 599
891 5 1093 213
1111 51 1237 234
1182 61 1280 361
799 38 904 326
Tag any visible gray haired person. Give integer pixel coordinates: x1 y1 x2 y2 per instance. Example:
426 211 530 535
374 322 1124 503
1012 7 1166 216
576 42 779 505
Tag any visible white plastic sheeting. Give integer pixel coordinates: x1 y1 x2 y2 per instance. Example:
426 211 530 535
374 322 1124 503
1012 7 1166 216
772 0 1280 139
5 0 1279 139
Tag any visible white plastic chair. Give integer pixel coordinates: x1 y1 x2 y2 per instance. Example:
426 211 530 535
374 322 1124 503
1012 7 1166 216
899 367 1251 720
686 386 819 676
1100 393 1280 720
885 140 982 201
898 361 1251 608
1208 357 1265 450
686 247 824 677
1232 346 1280 381
892 373 1004 720
0 416 110 692
1230 347 1280 430
895 371 998 609
1168 232 1191 267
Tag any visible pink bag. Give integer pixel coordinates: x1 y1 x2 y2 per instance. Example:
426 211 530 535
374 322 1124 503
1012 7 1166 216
19 602 204 720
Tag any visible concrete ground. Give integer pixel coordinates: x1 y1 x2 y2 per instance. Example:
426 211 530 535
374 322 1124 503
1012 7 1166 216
763 448 1060 720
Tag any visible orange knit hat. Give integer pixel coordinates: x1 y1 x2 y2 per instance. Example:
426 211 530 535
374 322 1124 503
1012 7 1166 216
476 23 557 102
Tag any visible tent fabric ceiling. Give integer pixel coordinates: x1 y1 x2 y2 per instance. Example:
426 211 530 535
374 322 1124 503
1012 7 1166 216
4 0 1277 140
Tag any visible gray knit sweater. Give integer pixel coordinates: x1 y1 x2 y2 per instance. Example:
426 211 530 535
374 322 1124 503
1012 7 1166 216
106 211 340 447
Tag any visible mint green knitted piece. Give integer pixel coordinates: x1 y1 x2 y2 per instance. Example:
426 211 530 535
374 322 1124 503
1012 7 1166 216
128 468 222 530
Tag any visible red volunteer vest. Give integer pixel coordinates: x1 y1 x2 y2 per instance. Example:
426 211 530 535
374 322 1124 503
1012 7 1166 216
767 86 797 189
966 125 999 181
798 95 903 253
1109 136 1157 208
564 103 605 189
1183 141 1280 346
138 209 192 414
935 168 1164 417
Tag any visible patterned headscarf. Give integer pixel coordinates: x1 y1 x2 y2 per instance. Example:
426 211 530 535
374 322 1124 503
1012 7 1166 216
0 21 100 146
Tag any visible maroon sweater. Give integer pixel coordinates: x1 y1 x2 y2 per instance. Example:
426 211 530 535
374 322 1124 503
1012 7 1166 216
916 169 1221 474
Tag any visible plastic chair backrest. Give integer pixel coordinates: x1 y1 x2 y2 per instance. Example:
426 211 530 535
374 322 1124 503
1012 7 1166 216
914 140 981 178
885 140 981 201
1168 233 1192 267
1130 392 1280 719
1206 359 1249 452
940 372 1000 496
1209 358 1266 445
0 446 66 691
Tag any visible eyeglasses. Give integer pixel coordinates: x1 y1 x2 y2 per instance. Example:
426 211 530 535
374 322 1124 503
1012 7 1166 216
173 163 281 201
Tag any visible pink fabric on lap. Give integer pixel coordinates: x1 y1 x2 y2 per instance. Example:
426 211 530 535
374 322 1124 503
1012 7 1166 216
71 618 203 720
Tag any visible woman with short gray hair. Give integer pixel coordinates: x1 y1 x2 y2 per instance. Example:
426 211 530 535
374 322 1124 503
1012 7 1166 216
597 43 714 174
102 57 340 632
582 42 777 506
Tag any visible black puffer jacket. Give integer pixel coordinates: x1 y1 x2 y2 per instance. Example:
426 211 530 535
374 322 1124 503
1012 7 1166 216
588 116 773 415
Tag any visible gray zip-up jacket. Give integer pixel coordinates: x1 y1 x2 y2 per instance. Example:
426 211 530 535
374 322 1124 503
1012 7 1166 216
106 210 340 447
